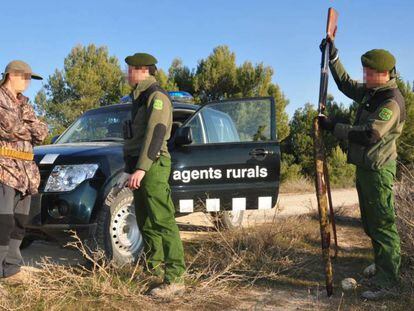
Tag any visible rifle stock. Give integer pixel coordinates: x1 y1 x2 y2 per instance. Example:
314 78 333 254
326 8 338 41
319 8 338 114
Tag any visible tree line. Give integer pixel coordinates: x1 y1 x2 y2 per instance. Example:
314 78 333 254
34 44 414 185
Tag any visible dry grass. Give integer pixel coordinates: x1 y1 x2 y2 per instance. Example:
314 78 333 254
185 216 320 286
395 165 414 293
1 239 239 311
2 238 155 310
0 217 321 310
279 176 315 193
1 206 413 310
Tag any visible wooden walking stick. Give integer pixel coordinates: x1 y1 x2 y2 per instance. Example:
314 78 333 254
313 7 339 297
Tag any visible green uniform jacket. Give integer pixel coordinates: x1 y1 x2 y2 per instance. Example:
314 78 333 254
123 76 172 171
329 57 405 170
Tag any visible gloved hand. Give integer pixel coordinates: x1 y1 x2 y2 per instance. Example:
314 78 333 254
318 114 336 132
113 172 131 195
319 38 338 61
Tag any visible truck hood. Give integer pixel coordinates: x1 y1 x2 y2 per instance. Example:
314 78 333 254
34 142 123 160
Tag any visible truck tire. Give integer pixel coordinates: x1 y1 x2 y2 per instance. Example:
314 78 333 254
94 188 144 264
211 210 245 229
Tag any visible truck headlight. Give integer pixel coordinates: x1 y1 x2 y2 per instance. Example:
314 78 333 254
44 164 99 192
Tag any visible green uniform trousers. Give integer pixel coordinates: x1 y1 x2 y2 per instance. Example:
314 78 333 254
133 156 185 284
356 160 401 288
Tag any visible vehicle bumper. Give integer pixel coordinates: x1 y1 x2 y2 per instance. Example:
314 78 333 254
26 180 99 240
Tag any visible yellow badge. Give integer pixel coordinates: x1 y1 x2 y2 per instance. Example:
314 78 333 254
153 99 164 110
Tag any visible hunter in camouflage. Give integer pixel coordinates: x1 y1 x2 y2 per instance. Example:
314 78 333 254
0 60 48 282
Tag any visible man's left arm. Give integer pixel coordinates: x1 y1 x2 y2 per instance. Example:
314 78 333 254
333 100 399 145
129 93 171 189
136 92 171 171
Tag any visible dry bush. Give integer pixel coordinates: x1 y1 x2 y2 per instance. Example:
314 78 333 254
186 216 320 287
0 233 238 311
1 235 154 310
0 216 322 310
395 165 414 291
279 177 314 194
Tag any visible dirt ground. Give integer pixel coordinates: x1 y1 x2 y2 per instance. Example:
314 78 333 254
18 189 412 310
22 189 359 268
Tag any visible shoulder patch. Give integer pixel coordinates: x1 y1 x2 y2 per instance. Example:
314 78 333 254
378 107 393 121
153 99 164 110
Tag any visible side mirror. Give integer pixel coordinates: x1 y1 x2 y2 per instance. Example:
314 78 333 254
51 135 60 144
174 127 193 146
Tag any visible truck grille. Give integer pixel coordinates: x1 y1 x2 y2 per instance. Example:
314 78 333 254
38 164 53 191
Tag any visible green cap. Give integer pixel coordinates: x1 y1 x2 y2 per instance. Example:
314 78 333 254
361 49 396 72
0 60 43 85
125 53 157 67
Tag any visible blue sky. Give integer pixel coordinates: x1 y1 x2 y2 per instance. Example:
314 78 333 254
2 0 413 116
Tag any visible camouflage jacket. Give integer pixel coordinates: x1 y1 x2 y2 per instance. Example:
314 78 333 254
0 86 48 195
329 57 406 170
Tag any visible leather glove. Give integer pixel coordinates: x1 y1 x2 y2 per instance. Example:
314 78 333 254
318 114 336 132
319 38 338 61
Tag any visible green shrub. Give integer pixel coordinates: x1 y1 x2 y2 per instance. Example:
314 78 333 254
281 162 303 183
280 154 303 183
327 146 355 188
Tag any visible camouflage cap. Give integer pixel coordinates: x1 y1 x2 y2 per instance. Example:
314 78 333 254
361 49 396 72
0 60 42 85
125 53 157 67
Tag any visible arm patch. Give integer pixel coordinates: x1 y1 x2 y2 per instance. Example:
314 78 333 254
147 124 167 160
153 99 164 110
378 107 393 121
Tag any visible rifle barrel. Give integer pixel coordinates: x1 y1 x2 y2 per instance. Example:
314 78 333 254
318 42 330 114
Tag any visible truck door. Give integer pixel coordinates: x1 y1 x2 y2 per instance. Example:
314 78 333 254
170 97 281 213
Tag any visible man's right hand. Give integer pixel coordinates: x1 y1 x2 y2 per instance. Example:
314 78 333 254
319 38 338 61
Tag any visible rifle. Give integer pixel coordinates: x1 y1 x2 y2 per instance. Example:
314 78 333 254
313 7 339 297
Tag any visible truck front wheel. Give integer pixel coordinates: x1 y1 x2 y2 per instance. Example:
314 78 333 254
94 188 144 264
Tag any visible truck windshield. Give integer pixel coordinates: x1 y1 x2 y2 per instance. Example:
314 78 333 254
56 109 131 144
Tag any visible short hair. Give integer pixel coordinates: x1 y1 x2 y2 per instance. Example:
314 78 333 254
130 65 157 76
148 65 157 76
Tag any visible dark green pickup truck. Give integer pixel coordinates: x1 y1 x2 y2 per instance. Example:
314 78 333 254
25 94 281 263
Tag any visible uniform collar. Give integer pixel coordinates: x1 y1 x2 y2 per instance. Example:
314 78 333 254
132 76 157 100
368 78 397 96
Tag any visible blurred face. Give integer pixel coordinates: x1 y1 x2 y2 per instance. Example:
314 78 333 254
128 66 150 87
363 67 390 89
7 72 31 93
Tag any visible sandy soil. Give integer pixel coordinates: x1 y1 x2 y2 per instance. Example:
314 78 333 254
22 188 358 268
20 188 362 310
